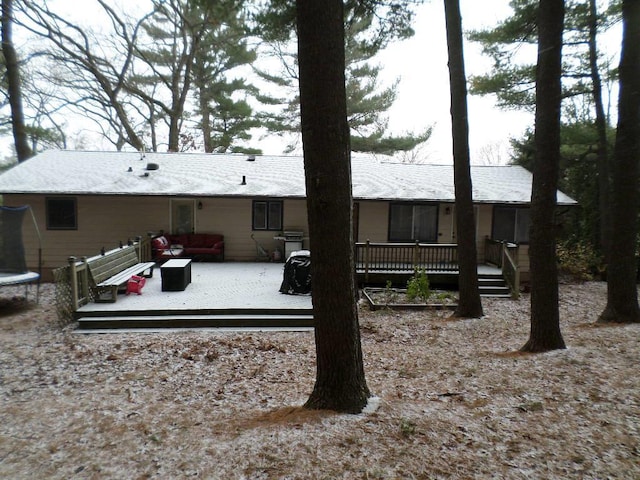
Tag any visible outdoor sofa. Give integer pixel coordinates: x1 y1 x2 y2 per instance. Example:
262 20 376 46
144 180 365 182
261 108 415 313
152 233 224 262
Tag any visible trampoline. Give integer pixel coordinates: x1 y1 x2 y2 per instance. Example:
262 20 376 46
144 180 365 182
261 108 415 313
0 205 41 302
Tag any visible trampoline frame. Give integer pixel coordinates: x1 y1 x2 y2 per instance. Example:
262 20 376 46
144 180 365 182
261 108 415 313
0 205 41 303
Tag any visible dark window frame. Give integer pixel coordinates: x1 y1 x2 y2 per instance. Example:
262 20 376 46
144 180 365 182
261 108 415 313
252 199 283 231
46 196 78 230
491 205 530 244
387 202 439 243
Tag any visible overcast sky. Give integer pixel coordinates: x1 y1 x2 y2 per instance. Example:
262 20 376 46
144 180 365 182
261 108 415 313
251 0 534 163
377 0 622 165
377 0 533 164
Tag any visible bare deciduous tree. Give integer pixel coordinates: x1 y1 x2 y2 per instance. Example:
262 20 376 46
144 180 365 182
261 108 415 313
2 0 32 161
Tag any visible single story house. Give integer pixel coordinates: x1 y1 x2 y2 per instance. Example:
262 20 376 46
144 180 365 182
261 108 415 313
0 150 577 281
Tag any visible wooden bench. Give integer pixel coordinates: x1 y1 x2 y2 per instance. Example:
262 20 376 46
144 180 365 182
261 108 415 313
86 246 155 303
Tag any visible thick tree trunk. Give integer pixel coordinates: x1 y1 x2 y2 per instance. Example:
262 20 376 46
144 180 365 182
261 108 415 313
598 0 640 324
521 0 566 352
588 0 611 263
296 0 370 413
168 115 180 152
200 98 213 153
444 0 483 318
2 0 32 162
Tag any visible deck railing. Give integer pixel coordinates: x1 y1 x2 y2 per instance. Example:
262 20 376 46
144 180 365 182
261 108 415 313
354 239 520 297
53 236 151 321
485 238 504 267
485 238 520 298
355 241 458 282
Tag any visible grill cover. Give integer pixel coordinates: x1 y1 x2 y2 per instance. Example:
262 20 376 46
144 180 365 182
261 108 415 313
279 252 311 295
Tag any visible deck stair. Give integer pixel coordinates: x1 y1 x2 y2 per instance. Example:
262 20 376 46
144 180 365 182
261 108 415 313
478 272 512 298
76 307 314 332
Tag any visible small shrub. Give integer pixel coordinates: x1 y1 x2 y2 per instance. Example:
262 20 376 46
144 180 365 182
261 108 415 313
557 242 601 281
435 291 456 301
399 418 416 437
383 280 397 303
406 268 430 302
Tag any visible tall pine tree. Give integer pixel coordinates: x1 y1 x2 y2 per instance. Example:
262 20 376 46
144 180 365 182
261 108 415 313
598 0 640 324
444 0 483 318
255 1 430 154
521 0 566 352
297 0 371 413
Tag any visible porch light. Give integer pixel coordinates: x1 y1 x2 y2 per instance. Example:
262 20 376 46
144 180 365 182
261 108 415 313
445 206 451 215
198 201 203 210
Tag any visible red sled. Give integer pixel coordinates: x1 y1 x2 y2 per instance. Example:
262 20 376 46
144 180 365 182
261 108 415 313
126 275 146 295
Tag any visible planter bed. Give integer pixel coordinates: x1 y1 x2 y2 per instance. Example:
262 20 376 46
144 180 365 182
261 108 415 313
361 287 458 311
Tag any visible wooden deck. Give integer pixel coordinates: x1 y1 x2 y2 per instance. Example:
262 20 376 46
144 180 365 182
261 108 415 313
73 262 510 333
75 263 313 332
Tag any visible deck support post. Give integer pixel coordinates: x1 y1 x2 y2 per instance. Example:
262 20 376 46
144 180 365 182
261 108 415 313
80 256 89 304
364 239 370 284
68 256 79 311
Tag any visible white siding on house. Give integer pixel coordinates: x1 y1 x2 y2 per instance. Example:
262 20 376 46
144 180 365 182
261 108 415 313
5 194 173 279
438 203 455 243
9 194 311 275
476 204 494 263
4 190 535 281
195 197 251 260
357 201 388 242
517 245 531 282
199 198 308 261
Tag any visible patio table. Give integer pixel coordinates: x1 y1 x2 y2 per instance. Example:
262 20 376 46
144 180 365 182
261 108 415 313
161 258 192 292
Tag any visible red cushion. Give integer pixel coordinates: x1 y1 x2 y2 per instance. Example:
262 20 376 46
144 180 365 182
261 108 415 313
167 234 188 246
188 235 211 248
152 236 169 250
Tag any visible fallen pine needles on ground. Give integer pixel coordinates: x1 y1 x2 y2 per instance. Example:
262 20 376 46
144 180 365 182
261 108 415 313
0 281 638 479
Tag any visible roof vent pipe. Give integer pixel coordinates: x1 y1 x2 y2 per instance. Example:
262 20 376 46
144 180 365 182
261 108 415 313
146 162 159 170
246 155 255 162
241 175 246 185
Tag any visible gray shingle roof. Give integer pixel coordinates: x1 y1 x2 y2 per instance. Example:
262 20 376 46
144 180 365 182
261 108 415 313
0 150 577 205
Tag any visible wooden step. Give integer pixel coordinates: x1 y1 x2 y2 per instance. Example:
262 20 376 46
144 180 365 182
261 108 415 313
76 313 315 331
480 291 512 298
478 277 507 287
477 274 513 297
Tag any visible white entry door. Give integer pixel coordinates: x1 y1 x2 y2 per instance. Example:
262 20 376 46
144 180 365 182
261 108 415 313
171 199 195 234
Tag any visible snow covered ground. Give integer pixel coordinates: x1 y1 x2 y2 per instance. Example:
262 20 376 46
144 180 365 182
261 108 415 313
0 281 638 479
